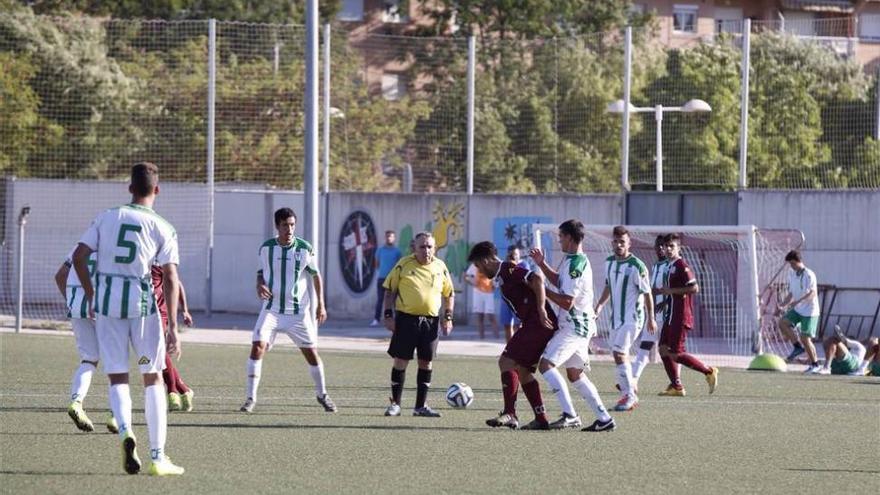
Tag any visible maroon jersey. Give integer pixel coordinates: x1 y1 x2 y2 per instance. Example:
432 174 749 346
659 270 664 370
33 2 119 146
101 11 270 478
495 261 557 327
151 265 168 326
666 258 696 329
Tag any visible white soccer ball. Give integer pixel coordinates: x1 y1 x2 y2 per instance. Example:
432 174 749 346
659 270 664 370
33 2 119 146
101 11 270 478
445 382 474 409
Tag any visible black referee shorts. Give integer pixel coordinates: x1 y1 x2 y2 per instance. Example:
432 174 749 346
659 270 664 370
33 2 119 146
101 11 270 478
387 311 440 361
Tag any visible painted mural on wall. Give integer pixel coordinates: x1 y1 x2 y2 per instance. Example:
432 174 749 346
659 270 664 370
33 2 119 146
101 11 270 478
339 210 377 293
492 216 554 270
395 200 470 280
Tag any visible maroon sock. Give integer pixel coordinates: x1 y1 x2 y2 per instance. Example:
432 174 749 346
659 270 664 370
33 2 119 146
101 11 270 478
500 370 520 416
163 354 179 394
662 356 682 389
521 379 548 424
676 353 712 375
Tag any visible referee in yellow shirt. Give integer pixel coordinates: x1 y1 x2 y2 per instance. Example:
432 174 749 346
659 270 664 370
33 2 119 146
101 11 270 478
382 231 455 417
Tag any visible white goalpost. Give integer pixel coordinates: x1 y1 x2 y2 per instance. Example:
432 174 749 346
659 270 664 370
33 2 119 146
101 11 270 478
534 224 804 367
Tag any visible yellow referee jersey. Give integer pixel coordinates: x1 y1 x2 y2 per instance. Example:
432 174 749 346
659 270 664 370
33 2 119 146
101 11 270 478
383 255 454 316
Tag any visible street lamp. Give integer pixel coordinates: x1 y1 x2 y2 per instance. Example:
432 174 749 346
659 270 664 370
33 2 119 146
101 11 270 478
607 98 711 191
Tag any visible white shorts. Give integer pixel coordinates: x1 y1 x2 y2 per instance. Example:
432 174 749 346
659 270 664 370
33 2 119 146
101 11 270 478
542 329 592 370
72 318 99 363
96 313 165 375
638 314 666 345
253 309 316 349
471 291 494 314
611 322 642 354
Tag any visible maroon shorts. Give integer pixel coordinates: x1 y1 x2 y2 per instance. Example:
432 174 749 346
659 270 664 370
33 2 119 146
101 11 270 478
501 321 556 371
660 323 689 354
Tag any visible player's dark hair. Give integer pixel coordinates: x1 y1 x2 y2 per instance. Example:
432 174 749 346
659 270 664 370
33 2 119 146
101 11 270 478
785 250 801 262
130 162 159 197
385 230 395 236
665 233 681 244
612 225 629 237
468 241 497 263
654 234 665 248
274 207 297 226
558 219 585 244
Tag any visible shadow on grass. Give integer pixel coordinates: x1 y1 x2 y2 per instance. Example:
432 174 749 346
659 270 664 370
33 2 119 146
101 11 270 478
785 468 879 475
169 422 488 432
0 470 118 476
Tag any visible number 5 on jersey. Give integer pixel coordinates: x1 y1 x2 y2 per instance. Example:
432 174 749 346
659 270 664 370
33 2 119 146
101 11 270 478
115 224 142 264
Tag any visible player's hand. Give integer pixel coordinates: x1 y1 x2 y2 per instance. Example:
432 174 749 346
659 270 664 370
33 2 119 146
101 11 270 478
182 311 193 327
440 319 453 336
384 316 395 333
256 283 272 300
316 303 327 325
647 317 657 335
537 307 553 329
529 247 545 265
593 304 603 317
166 324 182 360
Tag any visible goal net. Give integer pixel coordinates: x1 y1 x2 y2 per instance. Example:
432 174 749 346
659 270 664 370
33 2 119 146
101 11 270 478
533 224 804 367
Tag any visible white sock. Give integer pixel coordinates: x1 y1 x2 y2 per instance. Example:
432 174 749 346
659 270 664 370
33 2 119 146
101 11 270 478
69 362 95 403
246 358 262 401
541 367 576 417
573 375 611 422
144 384 167 458
631 349 650 381
309 362 327 397
108 383 132 438
616 363 635 397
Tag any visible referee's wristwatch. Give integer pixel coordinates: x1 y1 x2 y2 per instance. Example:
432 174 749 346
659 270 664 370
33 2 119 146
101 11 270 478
384 309 394 319
443 311 453 322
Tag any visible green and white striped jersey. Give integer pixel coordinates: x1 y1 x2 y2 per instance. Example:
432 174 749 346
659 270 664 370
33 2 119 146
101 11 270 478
64 248 96 319
556 253 596 338
259 237 319 316
651 258 671 317
603 254 651 330
79 203 178 319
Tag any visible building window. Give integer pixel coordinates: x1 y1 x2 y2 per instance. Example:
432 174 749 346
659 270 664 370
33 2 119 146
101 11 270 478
383 0 409 24
714 7 743 34
338 0 364 22
859 13 880 40
673 4 698 34
782 11 817 37
382 73 406 100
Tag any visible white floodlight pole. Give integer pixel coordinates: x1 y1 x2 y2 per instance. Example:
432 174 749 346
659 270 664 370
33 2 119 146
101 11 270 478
654 105 663 192
304 0 319 246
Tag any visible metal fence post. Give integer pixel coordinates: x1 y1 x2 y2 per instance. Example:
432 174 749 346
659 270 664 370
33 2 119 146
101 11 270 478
738 18 751 190
621 27 632 192
16 206 30 333
206 18 216 316
304 0 319 246
466 35 475 195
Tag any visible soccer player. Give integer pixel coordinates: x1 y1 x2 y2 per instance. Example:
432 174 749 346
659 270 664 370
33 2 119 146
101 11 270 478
469 241 556 431
656 233 719 396
531 220 616 432
73 162 184 475
371 230 401 327
864 338 880 376
54 249 118 434
240 208 335 414
778 250 822 373
594 226 655 412
819 326 866 376
382 232 454 417
499 246 526 342
465 261 499 339
631 235 672 389
151 265 194 412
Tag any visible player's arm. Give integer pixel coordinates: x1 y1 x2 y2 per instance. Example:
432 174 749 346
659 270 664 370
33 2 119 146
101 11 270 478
162 262 182 359
54 261 70 298
439 269 455 336
527 271 554 329
594 284 611 317
72 243 95 314
662 282 699 296
544 287 573 312
177 280 193 326
382 266 400 332
529 247 559 286
312 272 327 325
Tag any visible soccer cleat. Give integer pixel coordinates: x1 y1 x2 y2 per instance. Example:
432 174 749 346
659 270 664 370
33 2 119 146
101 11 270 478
614 383 638 395
706 367 719 394
785 346 806 363
613 394 638 412
167 392 182 412
106 414 119 434
413 406 442 418
67 401 95 432
804 364 821 374
147 454 185 476
240 398 256 413
582 417 617 432
121 431 141 475
548 413 582 430
180 390 194 412
384 400 401 417
658 385 686 397
486 412 519 429
369 319 380 327
818 367 831 375
518 419 550 430
833 325 847 343
317 394 337 412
